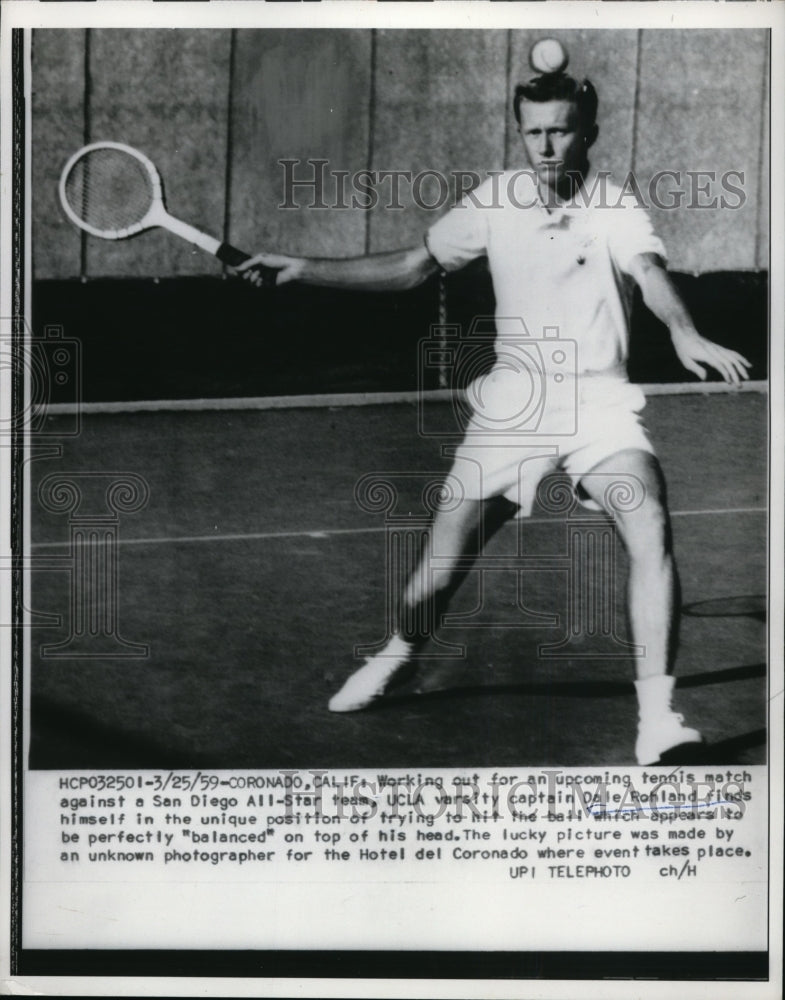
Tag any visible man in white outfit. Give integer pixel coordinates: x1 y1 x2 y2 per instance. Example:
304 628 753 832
241 69 750 765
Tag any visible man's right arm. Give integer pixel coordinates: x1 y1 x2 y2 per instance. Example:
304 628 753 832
237 245 440 292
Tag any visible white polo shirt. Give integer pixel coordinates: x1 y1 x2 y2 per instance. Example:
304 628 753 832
426 169 666 377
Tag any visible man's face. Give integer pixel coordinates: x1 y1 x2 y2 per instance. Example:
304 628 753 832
519 99 588 191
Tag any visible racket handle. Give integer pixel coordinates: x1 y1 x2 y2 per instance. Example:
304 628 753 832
216 242 279 287
216 242 251 267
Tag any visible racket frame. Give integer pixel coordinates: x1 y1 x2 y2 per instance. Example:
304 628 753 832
58 141 221 256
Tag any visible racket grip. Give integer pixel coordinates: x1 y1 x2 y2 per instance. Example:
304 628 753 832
216 242 279 287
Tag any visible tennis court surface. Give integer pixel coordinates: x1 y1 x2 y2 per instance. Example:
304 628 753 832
28 387 767 769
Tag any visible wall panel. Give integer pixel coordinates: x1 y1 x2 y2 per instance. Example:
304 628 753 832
31 28 771 280
32 30 86 280
228 30 372 258
86 29 232 277
635 29 767 273
369 29 507 252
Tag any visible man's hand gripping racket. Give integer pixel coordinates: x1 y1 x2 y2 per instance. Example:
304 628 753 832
59 141 281 287
236 253 304 287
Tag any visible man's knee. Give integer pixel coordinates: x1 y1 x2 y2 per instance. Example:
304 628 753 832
581 450 672 554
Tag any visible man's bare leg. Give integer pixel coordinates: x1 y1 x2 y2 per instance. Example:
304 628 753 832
579 448 701 764
329 497 488 711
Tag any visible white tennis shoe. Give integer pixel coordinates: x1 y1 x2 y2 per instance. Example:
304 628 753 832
328 636 415 713
634 675 703 765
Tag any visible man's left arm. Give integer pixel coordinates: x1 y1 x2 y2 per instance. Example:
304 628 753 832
628 252 752 385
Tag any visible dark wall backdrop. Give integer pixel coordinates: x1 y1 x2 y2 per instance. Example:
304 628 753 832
31 28 770 400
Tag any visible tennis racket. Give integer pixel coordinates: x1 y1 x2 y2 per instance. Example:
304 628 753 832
59 141 279 285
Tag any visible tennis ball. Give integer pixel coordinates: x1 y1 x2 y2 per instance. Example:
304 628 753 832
529 38 569 75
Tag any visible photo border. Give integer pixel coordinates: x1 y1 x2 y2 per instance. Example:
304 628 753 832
2 2 782 997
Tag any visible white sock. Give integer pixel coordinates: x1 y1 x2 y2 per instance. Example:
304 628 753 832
634 674 675 720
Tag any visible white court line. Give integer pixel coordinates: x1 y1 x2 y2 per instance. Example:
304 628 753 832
30 505 766 549
43 379 768 416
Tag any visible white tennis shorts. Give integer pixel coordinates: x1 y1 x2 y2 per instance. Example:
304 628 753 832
445 372 654 517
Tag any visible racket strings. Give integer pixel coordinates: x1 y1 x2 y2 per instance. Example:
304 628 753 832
63 147 155 235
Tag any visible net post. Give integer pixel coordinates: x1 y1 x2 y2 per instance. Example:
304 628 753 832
437 270 448 389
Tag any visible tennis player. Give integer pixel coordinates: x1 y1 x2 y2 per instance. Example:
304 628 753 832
240 70 750 765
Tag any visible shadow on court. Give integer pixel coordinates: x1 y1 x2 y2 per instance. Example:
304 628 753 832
29 392 767 769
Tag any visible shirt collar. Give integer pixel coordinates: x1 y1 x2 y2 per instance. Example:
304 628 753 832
534 163 599 220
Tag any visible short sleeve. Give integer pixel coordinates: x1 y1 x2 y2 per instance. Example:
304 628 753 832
607 203 667 274
425 177 493 272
